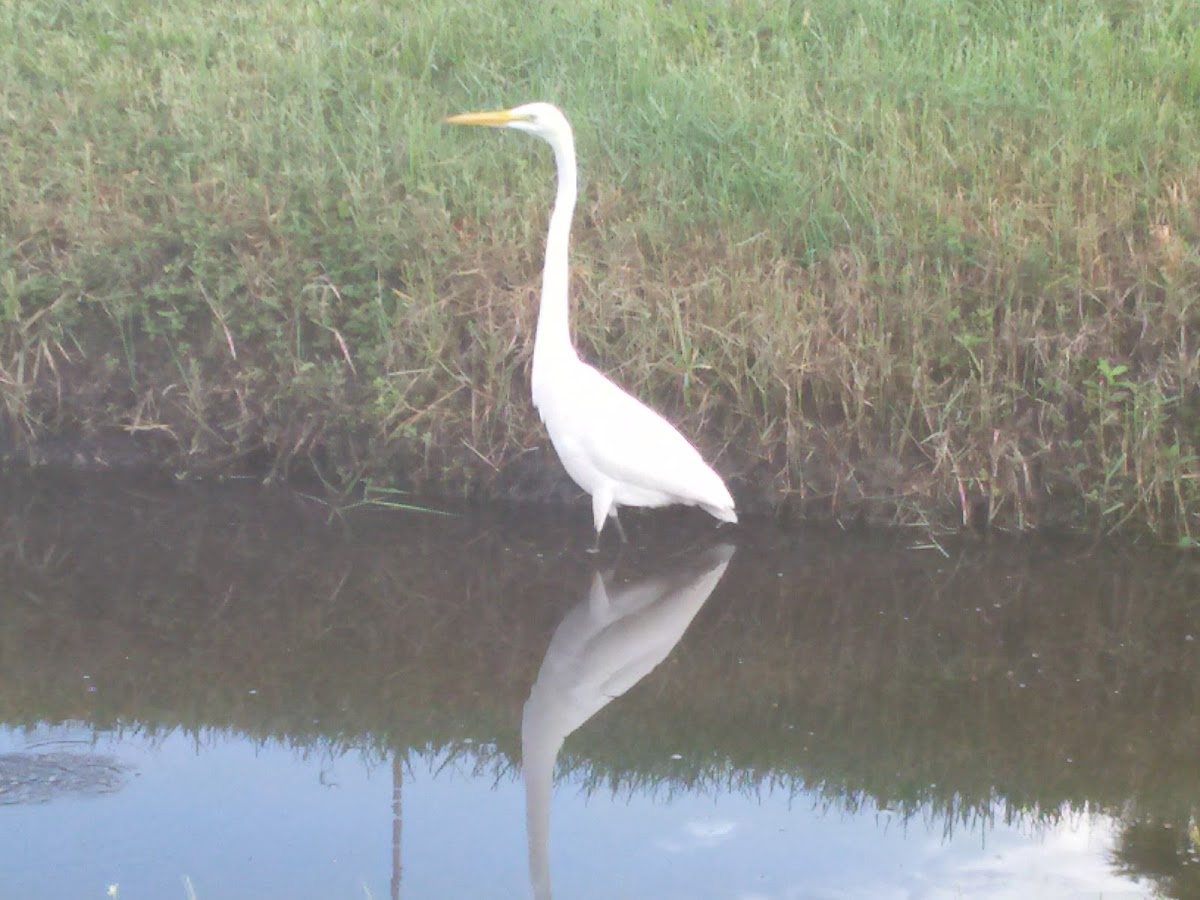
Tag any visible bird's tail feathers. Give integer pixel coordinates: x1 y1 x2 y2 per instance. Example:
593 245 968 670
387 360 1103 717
701 501 738 524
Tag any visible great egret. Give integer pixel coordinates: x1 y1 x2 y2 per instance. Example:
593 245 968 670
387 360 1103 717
446 102 737 547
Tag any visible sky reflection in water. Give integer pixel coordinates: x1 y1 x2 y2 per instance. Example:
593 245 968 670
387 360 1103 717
0 725 1148 899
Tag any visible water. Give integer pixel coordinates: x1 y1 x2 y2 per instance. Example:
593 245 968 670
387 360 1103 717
1 473 1197 899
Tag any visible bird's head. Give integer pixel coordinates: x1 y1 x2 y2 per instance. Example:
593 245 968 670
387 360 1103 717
446 102 572 146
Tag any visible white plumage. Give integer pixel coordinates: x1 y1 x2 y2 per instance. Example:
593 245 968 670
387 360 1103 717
447 102 737 546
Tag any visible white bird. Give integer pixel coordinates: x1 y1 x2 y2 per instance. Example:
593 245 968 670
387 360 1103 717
446 102 737 548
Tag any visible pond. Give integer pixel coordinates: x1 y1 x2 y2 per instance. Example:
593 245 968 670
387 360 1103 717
1 473 1197 899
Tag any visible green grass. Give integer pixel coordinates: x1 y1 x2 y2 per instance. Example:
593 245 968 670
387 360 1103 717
1 0 1198 538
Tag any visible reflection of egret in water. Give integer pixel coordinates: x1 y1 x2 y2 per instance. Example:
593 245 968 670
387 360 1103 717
521 544 736 899
391 753 402 900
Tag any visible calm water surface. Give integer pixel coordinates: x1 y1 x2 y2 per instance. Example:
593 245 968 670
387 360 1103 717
1 474 1197 899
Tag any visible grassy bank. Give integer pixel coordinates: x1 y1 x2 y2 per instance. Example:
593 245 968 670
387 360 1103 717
2 0 1198 538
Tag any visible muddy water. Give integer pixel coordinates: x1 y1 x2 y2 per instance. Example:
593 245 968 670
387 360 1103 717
0 474 1197 899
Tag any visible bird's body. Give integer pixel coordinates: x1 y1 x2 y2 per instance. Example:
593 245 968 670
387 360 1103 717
447 102 736 544
535 358 737 534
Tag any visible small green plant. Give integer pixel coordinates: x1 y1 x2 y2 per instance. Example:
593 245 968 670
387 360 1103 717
1096 360 1134 391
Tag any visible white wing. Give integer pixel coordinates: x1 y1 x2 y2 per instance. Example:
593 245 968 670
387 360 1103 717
544 362 735 516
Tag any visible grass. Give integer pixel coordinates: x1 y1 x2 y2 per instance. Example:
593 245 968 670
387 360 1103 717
1 0 1198 538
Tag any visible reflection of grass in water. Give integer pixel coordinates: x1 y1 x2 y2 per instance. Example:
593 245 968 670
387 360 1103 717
562 747 1063 841
1111 817 1200 900
0 476 1197 849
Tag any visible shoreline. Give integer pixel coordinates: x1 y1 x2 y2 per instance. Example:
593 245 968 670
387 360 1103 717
0 426 1125 538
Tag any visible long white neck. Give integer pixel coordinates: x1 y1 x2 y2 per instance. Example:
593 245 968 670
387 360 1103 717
531 125 579 405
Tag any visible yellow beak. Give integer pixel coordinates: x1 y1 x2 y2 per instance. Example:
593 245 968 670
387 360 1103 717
445 109 521 127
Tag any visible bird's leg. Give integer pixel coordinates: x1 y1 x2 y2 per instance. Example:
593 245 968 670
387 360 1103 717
588 512 625 554
611 509 628 544
589 488 614 554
